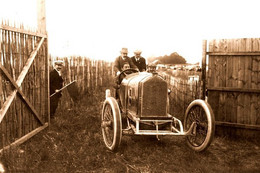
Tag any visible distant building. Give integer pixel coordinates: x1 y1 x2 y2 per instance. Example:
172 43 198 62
156 64 167 70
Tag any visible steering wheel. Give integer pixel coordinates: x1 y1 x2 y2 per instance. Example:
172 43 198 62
119 68 138 77
118 68 139 84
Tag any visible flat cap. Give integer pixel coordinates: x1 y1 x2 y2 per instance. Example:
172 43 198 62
54 59 64 66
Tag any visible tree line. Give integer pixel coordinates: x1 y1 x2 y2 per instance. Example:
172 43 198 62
148 52 187 65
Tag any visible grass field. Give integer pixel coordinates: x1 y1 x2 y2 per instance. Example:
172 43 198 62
0 89 259 172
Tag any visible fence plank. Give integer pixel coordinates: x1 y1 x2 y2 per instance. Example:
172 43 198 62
207 38 260 133
201 40 206 99
0 123 48 153
0 25 47 38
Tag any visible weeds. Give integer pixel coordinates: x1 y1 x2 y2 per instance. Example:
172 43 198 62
0 89 259 172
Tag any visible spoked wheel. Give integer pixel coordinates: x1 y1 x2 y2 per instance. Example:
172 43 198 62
184 99 215 152
101 97 122 151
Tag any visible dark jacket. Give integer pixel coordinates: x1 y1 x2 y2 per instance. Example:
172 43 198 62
131 56 146 72
50 69 64 97
114 56 137 72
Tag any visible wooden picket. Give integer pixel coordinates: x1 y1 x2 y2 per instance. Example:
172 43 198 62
0 22 49 151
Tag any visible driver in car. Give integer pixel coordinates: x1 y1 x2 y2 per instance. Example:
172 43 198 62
122 62 130 71
117 62 131 84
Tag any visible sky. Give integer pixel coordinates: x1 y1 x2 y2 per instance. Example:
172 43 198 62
0 0 260 63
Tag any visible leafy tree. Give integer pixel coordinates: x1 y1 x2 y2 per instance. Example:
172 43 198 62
148 52 186 64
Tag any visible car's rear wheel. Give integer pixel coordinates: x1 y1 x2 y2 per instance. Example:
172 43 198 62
101 97 122 151
184 99 215 152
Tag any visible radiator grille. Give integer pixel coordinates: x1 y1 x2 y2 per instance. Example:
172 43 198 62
141 76 167 117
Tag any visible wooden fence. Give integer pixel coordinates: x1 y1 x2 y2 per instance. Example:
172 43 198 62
0 23 115 151
0 23 49 151
51 57 114 103
61 57 114 90
204 38 260 137
50 56 114 110
160 71 202 121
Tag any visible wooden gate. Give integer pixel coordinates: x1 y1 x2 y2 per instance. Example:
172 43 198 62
202 38 260 136
0 24 49 151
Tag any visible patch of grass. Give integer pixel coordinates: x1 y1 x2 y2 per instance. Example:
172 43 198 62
0 88 259 172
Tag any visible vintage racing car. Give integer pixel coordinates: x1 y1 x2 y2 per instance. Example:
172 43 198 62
101 68 215 152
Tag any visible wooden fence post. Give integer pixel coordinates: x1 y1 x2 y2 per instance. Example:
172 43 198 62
202 40 207 100
91 60 94 90
87 59 90 89
96 60 98 87
100 61 103 86
82 57 85 93
37 0 46 34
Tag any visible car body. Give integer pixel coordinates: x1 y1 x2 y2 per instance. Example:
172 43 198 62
101 69 215 152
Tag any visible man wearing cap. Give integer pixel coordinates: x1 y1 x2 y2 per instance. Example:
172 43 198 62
114 48 138 75
49 60 64 118
131 49 146 72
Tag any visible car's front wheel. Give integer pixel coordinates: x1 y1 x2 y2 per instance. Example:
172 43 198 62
101 97 122 151
184 99 215 152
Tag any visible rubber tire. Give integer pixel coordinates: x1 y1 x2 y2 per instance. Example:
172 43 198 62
101 97 122 151
184 99 215 152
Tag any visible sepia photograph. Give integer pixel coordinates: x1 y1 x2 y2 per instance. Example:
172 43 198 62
0 0 259 172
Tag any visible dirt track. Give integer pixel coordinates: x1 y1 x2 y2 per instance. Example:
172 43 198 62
1 90 259 172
